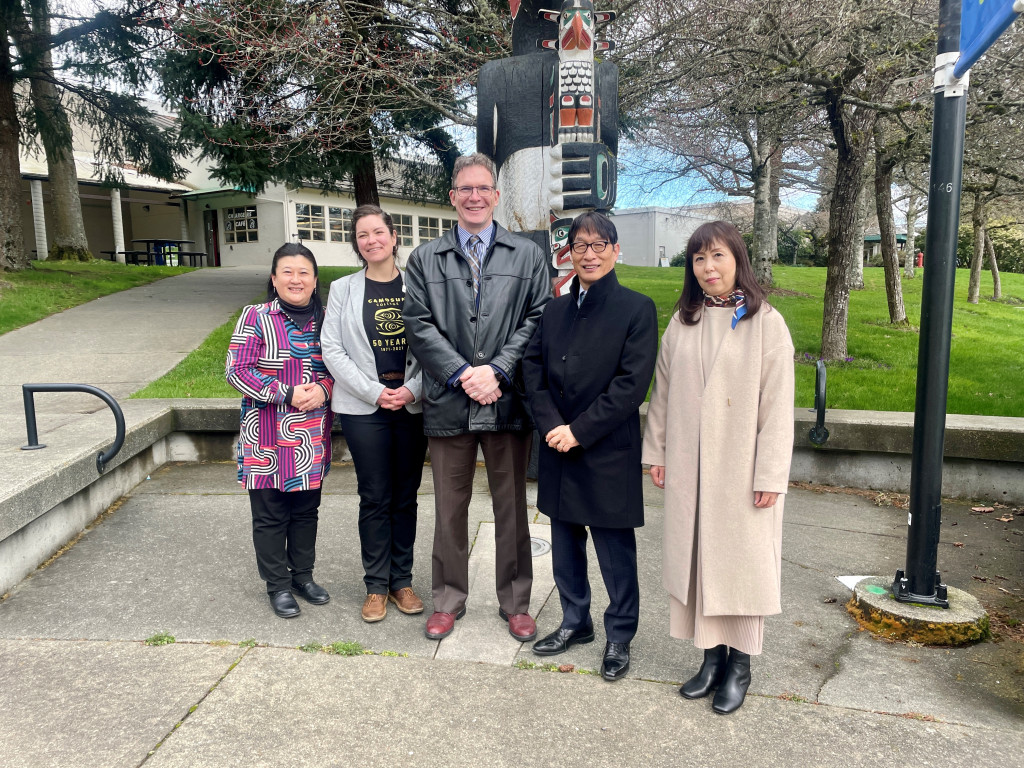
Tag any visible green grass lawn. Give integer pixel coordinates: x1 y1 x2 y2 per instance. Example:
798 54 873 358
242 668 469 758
131 267 360 399
617 264 1024 416
134 263 1024 417
0 260 193 336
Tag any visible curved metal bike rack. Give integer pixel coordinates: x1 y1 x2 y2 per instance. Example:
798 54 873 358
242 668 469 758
21 383 126 474
808 360 830 446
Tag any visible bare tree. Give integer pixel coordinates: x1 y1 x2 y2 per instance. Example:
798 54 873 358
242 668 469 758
872 123 907 324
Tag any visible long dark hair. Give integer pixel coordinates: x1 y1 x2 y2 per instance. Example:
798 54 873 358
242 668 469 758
675 221 766 325
350 204 399 265
266 242 324 340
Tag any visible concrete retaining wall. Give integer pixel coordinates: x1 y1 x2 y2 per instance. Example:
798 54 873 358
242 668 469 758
2 399 1022 596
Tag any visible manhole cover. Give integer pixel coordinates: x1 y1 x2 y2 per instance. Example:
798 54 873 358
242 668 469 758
530 537 551 557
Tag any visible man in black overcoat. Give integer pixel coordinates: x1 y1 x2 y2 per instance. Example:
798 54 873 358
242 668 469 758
522 212 658 681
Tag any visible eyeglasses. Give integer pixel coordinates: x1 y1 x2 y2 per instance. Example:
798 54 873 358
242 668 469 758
570 240 611 254
454 185 495 198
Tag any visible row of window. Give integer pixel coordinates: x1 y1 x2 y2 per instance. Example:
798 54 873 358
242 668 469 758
223 205 457 248
295 204 455 247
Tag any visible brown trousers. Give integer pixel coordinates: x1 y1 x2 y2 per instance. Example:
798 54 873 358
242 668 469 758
428 431 533 615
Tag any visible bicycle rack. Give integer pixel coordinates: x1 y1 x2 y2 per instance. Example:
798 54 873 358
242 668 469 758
21 383 126 473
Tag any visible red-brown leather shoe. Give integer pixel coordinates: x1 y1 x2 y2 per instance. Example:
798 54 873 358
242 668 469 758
424 607 466 639
499 608 537 642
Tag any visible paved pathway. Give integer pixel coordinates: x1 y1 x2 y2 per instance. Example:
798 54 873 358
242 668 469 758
0 462 1021 767
0 266 1021 766
0 266 265 499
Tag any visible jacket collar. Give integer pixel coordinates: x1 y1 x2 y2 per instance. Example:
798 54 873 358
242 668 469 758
571 268 620 305
437 220 516 255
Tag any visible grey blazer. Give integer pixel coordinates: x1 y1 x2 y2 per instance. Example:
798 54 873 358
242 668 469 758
321 270 423 415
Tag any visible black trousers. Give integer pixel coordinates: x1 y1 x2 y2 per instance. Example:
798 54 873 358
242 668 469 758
550 518 639 644
248 487 321 594
338 408 427 594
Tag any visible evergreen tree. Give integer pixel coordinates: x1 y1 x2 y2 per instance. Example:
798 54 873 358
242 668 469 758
157 0 507 204
1 0 183 270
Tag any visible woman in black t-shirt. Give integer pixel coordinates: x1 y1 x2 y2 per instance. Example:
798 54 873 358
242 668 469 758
321 205 428 623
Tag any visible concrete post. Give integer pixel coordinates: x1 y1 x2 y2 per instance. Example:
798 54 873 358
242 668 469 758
179 203 190 241
110 188 125 264
30 180 48 261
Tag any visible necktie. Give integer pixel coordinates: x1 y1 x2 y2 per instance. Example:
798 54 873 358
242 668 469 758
466 235 484 299
577 290 586 308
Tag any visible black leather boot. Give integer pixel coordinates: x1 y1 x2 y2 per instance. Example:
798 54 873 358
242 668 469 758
680 644 728 699
712 648 751 714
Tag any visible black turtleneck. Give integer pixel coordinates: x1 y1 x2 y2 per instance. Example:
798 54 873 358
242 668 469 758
278 296 315 331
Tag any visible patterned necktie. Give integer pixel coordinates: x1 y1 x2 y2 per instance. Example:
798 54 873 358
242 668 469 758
466 235 484 299
577 289 586 308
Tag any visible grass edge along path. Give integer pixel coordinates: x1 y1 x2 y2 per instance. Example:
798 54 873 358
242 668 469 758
0 261 194 336
134 264 1024 417
131 267 360 400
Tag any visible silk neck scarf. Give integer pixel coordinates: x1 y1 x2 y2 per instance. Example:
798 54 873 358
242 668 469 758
704 289 747 329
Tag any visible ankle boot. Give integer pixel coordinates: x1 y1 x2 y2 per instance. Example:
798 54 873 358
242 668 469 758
712 648 751 714
680 644 728 699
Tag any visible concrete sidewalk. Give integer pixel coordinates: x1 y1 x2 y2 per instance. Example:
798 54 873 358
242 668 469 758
0 265 265 456
0 266 266 522
0 462 1021 767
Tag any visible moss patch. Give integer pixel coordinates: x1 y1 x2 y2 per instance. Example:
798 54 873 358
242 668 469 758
847 596 991 646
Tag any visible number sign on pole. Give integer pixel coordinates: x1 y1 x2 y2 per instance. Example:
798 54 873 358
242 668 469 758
955 0 1023 76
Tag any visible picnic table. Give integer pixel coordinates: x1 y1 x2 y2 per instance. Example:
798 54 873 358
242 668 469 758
131 239 196 266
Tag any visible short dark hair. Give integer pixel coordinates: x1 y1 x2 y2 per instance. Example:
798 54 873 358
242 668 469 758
568 212 618 246
675 221 765 325
350 204 398 265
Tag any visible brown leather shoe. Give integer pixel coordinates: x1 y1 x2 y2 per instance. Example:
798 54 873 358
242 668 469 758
499 608 537 641
424 607 466 640
361 593 387 623
388 587 424 615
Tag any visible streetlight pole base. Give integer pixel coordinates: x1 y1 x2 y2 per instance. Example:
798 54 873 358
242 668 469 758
891 569 950 608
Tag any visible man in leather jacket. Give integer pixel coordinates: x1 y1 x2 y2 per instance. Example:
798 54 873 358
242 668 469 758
404 153 551 642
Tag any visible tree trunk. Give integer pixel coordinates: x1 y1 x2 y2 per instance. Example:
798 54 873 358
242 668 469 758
23 2 89 261
849 181 867 290
352 151 380 207
873 151 906 324
750 131 773 286
769 145 782 269
0 21 26 272
821 109 874 361
903 188 918 279
986 230 1001 300
967 192 984 304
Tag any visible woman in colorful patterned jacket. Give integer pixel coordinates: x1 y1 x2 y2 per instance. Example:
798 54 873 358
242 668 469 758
226 243 335 619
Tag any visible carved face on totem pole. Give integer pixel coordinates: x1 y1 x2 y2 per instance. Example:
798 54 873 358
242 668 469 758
540 1 614 142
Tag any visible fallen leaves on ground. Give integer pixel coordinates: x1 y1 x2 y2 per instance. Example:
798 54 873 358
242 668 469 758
789 481 909 509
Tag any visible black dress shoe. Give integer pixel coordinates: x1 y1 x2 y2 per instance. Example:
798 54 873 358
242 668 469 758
600 641 631 681
292 579 330 605
681 644 728 699
269 590 301 619
712 649 751 714
532 625 596 656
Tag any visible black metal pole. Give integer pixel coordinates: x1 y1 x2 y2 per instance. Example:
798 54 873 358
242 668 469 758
892 0 966 607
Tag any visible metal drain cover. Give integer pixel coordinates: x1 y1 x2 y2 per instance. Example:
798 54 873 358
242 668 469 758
530 537 551 557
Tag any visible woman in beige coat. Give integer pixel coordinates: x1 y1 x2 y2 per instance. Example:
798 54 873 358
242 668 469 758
642 221 794 715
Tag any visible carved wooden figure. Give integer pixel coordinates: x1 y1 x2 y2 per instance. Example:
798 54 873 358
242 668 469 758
478 0 618 293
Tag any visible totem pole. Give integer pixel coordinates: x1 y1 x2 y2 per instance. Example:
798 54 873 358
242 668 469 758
478 1 618 295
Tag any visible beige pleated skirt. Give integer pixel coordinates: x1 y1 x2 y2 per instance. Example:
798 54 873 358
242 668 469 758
669 513 764 655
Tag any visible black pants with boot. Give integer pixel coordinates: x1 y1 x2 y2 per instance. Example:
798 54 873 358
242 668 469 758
338 408 427 594
249 487 321 594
